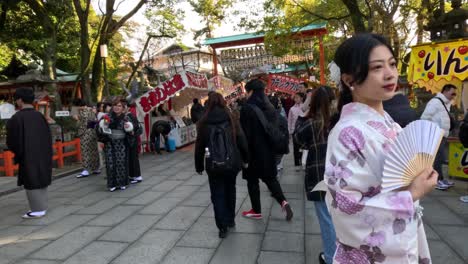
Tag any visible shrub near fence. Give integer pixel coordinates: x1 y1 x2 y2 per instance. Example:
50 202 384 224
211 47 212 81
0 138 81 176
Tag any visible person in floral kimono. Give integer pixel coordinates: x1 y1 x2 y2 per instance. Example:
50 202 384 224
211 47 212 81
73 99 100 178
325 34 437 263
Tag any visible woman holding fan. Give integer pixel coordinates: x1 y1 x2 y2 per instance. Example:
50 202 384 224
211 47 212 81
325 34 437 263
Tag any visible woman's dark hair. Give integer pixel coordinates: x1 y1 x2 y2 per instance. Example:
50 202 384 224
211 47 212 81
296 92 306 103
73 98 86 107
198 92 237 141
97 102 104 112
268 95 281 109
245 79 275 118
335 33 395 114
307 86 332 139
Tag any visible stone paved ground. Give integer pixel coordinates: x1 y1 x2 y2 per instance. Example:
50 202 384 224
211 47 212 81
0 145 467 264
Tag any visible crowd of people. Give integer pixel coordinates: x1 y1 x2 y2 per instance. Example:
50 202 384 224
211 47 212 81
5 33 466 264
194 33 466 264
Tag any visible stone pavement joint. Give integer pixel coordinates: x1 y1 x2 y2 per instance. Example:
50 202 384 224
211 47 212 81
0 147 466 263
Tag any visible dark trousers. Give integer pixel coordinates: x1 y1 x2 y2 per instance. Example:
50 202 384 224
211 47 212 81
151 133 169 153
434 137 447 181
247 176 286 213
128 143 141 179
208 172 237 230
292 138 301 166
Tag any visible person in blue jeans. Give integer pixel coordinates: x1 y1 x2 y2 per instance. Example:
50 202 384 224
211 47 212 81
150 120 171 154
294 86 336 264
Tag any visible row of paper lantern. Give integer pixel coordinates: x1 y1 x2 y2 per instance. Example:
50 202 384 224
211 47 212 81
220 40 314 60
221 53 314 69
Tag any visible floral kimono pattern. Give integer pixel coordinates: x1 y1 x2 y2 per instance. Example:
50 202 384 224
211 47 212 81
78 108 99 172
325 102 431 264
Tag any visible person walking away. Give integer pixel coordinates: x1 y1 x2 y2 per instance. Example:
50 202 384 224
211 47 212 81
124 102 143 184
268 95 287 171
240 79 293 221
421 84 458 190
190 98 205 123
325 33 436 263
288 92 306 168
97 99 131 192
383 91 418 128
195 92 249 238
7 87 53 218
150 120 171 154
73 99 100 178
294 87 336 264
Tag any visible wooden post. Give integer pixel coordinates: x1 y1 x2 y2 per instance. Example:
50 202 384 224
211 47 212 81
212 47 218 76
319 35 326 85
4 151 15 177
75 138 82 162
55 141 64 168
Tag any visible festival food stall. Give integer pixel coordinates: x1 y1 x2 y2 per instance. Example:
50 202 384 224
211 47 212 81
137 70 234 151
408 38 468 178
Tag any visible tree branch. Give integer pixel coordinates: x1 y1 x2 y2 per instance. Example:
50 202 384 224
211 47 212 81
108 0 146 36
288 0 351 21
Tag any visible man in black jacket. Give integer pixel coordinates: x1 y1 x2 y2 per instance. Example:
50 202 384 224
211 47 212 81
7 87 53 219
383 92 418 128
150 120 171 154
240 79 293 221
190 98 205 123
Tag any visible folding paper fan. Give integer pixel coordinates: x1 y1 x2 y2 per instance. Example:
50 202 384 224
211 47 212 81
382 120 444 192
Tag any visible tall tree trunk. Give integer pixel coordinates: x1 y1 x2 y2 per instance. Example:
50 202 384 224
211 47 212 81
43 28 62 112
341 0 368 33
73 0 92 104
91 46 104 101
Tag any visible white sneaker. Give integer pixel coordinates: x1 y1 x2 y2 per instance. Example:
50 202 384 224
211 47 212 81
76 170 90 178
460 196 468 203
435 181 449 190
441 179 454 187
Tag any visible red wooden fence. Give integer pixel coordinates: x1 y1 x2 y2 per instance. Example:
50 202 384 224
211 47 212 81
0 138 81 176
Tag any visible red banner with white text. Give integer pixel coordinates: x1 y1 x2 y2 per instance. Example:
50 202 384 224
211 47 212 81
136 71 208 114
267 74 303 95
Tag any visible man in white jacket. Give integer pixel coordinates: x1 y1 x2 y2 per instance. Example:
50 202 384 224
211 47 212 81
421 84 457 190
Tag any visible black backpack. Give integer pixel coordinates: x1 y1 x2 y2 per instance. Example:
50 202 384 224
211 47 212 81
459 113 468 148
251 105 290 155
205 122 240 174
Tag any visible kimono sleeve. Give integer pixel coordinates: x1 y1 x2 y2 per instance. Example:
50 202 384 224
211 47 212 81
6 115 23 163
325 124 416 255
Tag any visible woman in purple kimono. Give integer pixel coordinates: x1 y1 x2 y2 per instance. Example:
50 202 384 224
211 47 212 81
325 34 437 263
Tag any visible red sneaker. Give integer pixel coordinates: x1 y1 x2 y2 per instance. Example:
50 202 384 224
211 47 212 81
242 209 262 219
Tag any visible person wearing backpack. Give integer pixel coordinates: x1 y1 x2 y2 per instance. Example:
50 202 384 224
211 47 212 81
420 84 458 190
194 92 249 239
240 79 294 221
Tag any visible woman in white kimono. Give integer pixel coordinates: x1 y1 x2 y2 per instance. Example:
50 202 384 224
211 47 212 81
325 34 438 263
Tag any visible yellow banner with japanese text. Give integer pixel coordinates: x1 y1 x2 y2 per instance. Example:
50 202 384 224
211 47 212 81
408 39 468 86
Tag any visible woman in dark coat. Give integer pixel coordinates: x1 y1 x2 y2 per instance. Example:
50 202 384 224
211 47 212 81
98 99 131 191
240 79 293 221
294 87 336 264
194 92 249 238
7 87 52 218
